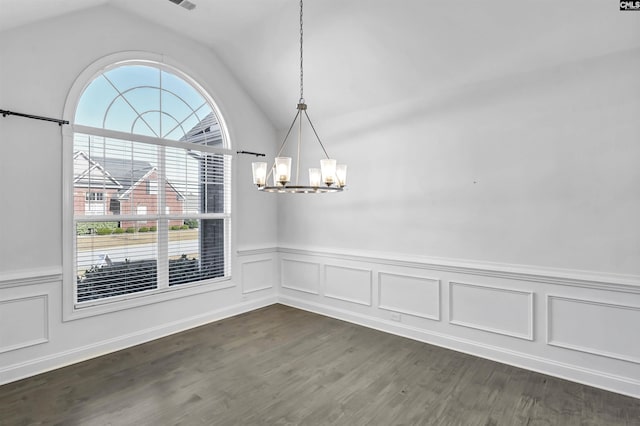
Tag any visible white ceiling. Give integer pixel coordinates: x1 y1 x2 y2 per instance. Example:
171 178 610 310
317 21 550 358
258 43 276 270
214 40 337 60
1 0 639 129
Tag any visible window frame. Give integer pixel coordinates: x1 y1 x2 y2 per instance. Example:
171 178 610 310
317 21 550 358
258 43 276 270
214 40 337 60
62 53 236 321
84 192 106 215
147 180 158 195
85 192 105 201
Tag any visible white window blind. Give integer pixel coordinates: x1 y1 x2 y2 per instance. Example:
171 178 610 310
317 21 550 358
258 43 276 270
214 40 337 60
72 63 231 307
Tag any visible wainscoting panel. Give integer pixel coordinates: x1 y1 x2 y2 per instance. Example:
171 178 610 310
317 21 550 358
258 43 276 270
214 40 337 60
0 295 49 353
3 247 640 398
0 263 277 386
277 247 640 396
241 259 274 294
449 281 533 340
378 272 440 320
281 259 320 294
547 295 640 364
324 265 372 306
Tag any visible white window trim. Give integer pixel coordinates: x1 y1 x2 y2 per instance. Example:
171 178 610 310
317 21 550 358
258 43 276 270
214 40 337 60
62 52 236 322
147 180 158 195
85 192 104 201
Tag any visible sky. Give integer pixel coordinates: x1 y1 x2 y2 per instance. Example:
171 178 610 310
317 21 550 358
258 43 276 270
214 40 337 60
73 64 225 195
75 64 215 140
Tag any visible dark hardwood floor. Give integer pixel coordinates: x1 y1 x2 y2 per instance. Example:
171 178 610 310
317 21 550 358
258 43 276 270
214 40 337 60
1 304 639 425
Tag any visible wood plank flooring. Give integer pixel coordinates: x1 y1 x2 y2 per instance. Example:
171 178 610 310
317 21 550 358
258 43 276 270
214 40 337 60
1 304 639 425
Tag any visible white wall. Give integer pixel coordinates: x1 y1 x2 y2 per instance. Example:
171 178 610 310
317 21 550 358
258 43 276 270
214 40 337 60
275 47 640 397
278 48 640 275
0 5 278 383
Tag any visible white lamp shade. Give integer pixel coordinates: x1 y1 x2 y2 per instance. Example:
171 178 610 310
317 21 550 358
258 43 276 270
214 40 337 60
309 168 321 187
251 162 267 186
275 157 292 185
336 164 347 187
320 159 337 186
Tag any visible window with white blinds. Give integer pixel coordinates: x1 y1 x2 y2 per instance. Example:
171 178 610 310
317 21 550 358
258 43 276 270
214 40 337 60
72 62 232 307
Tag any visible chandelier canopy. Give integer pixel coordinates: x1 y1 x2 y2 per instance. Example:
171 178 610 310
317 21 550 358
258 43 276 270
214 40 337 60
251 0 347 194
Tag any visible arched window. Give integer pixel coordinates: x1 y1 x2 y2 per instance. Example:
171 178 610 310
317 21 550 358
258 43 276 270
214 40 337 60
70 61 231 306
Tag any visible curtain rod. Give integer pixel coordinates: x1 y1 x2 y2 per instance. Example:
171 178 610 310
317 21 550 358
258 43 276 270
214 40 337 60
1 109 69 126
237 150 266 157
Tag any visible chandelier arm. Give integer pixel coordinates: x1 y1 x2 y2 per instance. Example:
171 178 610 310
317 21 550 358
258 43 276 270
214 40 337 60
276 110 301 158
265 162 275 183
265 110 300 184
303 110 331 159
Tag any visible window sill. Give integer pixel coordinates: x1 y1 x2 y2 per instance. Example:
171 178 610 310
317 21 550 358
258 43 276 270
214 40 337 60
63 276 235 321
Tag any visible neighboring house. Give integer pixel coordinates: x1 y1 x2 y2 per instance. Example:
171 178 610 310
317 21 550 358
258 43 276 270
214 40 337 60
181 112 227 215
73 151 185 229
181 111 223 146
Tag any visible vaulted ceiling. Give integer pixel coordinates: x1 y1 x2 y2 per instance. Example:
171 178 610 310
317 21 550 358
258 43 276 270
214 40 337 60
1 0 639 129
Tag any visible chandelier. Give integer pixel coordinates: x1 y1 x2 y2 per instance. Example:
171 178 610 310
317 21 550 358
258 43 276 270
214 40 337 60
251 0 347 193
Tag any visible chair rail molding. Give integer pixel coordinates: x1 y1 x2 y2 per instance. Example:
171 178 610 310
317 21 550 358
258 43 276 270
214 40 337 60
277 245 640 293
0 268 63 289
236 246 279 257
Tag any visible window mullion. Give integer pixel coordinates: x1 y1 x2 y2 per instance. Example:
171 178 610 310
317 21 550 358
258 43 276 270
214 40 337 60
157 146 169 289
72 125 234 156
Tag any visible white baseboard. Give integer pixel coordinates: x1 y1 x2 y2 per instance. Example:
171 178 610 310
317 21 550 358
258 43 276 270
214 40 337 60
0 295 277 386
279 295 640 399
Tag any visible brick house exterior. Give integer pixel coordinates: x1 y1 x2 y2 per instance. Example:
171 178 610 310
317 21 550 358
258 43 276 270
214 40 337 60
73 151 185 229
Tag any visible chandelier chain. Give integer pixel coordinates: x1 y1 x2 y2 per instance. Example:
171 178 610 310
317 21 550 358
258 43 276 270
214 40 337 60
299 0 304 102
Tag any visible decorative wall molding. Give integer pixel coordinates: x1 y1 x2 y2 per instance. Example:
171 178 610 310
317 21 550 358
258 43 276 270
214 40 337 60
277 247 640 398
0 268 62 289
237 246 279 257
281 259 320 295
241 259 274 294
0 295 277 386
378 272 440 321
324 265 372 306
0 294 49 354
449 281 534 341
277 246 640 293
547 295 640 365
3 245 636 294
3 246 639 399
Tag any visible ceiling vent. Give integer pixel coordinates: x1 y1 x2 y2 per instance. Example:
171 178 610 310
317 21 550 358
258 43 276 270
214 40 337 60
168 0 196 11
